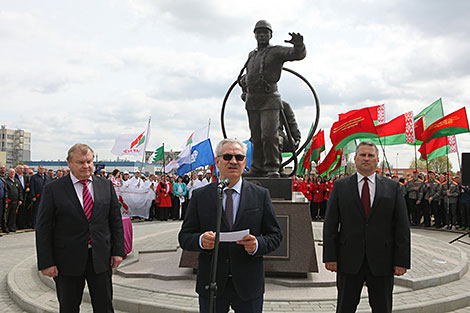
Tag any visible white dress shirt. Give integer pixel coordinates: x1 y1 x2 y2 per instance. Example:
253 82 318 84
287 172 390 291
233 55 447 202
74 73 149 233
70 173 94 207
357 172 376 207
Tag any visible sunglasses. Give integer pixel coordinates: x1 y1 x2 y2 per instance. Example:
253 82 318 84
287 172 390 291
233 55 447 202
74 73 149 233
221 154 245 161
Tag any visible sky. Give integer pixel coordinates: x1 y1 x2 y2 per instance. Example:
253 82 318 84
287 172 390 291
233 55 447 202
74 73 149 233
1 0 469 170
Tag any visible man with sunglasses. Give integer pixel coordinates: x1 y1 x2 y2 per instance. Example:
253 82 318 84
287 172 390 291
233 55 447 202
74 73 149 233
179 138 282 313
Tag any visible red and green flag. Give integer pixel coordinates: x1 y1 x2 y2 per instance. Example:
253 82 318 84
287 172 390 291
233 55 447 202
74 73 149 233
339 104 385 125
411 98 445 146
304 130 325 166
419 136 457 161
365 112 415 145
130 131 146 149
327 164 346 179
330 108 378 150
421 107 469 143
296 124 316 175
317 147 343 177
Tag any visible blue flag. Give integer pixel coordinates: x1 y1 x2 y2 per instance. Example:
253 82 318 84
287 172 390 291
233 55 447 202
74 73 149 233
177 139 215 176
243 139 253 170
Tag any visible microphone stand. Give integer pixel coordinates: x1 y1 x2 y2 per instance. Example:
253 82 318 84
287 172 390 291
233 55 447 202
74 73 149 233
208 182 225 313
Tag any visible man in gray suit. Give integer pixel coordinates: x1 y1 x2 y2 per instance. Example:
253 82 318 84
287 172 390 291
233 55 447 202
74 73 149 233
323 141 410 313
36 143 124 313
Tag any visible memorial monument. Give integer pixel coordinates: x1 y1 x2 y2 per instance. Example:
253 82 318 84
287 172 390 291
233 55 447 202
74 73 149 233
181 20 320 277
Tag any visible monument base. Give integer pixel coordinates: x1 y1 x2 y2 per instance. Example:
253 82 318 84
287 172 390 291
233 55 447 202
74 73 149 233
243 177 292 200
179 200 318 276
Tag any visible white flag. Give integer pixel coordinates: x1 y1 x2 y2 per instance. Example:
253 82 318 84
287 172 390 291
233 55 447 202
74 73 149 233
111 123 150 157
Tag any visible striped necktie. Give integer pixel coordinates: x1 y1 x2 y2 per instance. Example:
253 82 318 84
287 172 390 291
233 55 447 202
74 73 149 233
79 180 93 221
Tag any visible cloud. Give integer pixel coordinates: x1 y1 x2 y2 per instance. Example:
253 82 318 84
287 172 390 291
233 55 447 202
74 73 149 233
0 0 468 169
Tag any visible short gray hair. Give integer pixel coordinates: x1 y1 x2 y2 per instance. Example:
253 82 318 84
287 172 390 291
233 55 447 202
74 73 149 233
215 138 247 156
355 141 379 156
67 143 94 161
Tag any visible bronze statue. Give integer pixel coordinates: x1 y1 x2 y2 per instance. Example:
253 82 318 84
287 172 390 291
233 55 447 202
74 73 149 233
238 20 306 178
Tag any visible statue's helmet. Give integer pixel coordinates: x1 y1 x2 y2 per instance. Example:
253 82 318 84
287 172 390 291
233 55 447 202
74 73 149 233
253 20 272 33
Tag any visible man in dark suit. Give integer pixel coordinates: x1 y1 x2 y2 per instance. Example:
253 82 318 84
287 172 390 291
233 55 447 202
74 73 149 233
179 138 282 313
36 143 125 313
15 165 31 229
30 164 51 228
4 168 23 232
323 141 410 313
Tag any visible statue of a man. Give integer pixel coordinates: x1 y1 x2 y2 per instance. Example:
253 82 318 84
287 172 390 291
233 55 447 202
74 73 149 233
239 20 306 178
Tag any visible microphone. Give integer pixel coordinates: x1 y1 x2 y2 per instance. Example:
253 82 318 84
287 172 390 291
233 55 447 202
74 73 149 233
217 178 230 189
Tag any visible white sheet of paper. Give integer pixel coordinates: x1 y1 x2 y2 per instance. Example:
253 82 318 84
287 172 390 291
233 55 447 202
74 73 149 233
219 229 250 242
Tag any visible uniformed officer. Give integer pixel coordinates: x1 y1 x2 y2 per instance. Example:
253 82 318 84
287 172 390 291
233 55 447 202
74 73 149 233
4 168 23 232
422 171 441 227
441 175 460 230
406 170 423 225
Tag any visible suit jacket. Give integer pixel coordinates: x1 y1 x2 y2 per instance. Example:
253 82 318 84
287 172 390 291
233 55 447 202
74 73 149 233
4 176 23 203
15 173 31 200
323 174 410 276
36 174 125 276
178 180 282 301
30 173 50 200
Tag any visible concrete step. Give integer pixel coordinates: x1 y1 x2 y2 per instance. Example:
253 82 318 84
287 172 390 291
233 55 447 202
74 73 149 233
7 257 128 313
7 256 470 313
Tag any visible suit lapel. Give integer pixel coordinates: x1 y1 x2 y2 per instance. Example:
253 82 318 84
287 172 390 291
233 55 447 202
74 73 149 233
350 174 366 220
369 175 383 220
63 174 88 220
233 180 249 229
208 183 230 229
90 175 102 221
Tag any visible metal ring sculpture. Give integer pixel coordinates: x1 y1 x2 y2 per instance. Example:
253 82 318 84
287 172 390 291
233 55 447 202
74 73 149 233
220 67 320 176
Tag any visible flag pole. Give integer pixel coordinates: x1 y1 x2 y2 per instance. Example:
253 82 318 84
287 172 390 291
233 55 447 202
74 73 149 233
140 116 151 173
414 144 418 173
446 136 450 223
454 136 462 172
376 136 392 175
162 142 165 175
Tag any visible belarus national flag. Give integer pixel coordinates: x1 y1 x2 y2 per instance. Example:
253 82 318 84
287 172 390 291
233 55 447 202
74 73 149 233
421 107 470 143
364 112 415 145
339 104 385 125
330 108 378 150
419 136 457 161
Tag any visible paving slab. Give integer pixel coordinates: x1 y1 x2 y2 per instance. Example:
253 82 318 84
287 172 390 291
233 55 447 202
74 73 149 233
5 221 470 312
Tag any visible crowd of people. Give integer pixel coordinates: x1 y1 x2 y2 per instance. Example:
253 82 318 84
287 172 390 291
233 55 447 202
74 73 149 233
1 162 469 236
292 169 470 230
99 168 214 222
0 164 51 235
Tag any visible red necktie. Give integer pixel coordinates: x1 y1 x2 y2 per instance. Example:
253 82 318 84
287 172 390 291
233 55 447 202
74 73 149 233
362 177 371 218
79 180 93 220
225 189 234 230
79 180 93 245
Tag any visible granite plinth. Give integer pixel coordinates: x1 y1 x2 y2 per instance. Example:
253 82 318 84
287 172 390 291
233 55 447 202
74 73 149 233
243 177 292 200
179 201 317 277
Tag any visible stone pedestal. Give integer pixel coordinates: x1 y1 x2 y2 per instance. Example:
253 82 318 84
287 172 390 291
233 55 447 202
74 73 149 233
179 200 318 277
243 177 292 200
265 200 318 275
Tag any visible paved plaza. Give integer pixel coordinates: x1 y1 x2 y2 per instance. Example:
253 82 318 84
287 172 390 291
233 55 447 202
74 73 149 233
2 222 470 312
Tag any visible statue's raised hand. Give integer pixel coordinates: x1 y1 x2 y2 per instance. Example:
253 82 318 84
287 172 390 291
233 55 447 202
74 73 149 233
284 32 303 46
